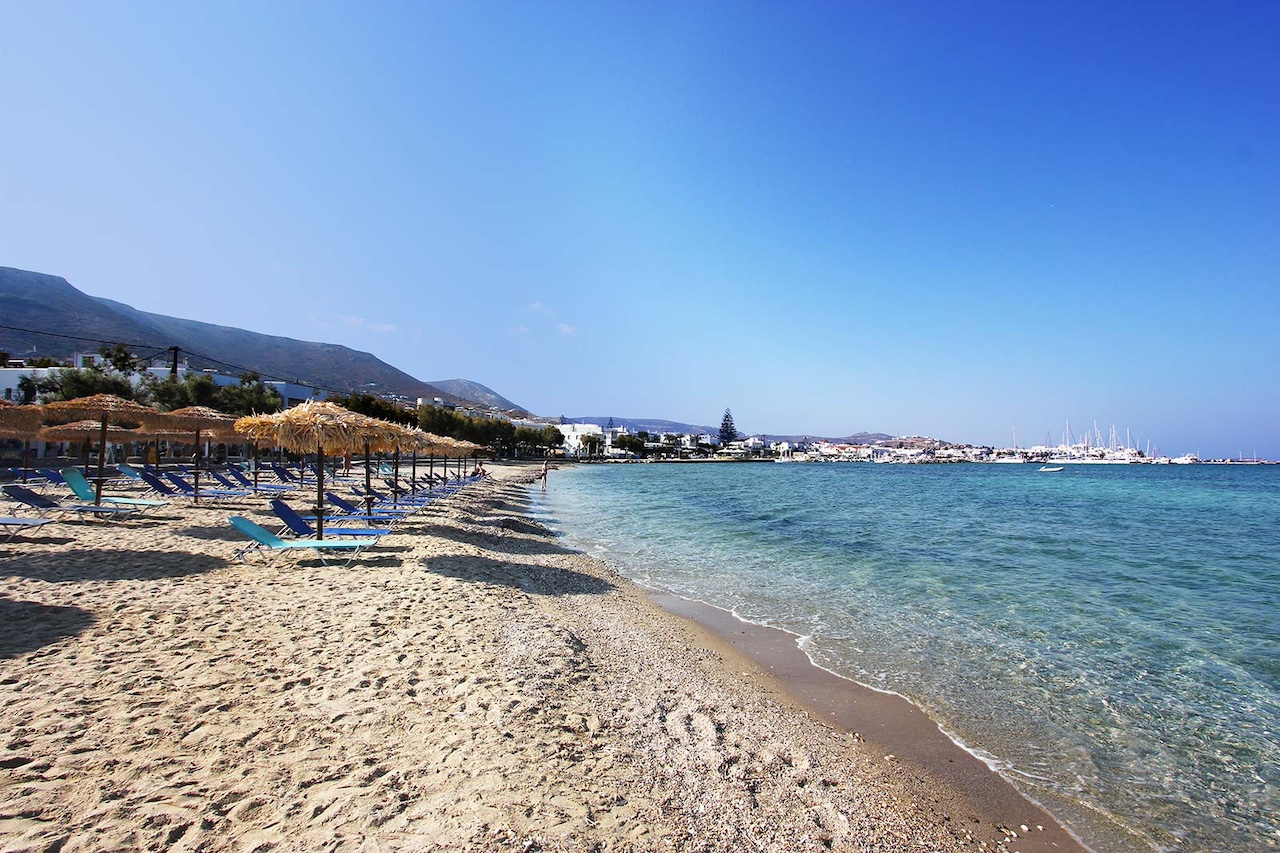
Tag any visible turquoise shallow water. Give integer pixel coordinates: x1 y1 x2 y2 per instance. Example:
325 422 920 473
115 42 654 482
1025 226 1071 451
530 462 1280 853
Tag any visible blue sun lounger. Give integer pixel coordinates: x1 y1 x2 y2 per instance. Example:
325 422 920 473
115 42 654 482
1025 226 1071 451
228 516 371 566
138 471 245 501
326 492 416 519
2 484 140 521
270 499 391 539
354 485 432 507
0 516 55 541
164 472 251 499
218 467 295 493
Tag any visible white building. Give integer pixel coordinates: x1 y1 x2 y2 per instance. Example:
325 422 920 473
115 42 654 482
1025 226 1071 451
0 357 326 407
556 422 602 456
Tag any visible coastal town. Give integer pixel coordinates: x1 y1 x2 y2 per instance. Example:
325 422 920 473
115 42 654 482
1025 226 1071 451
547 421 1244 465
0 352 1266 467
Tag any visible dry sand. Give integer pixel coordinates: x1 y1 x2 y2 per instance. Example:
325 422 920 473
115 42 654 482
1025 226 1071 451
1 462 1084 852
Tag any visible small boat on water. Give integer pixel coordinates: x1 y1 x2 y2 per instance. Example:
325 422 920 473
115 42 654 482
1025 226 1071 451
1039 465 1065 473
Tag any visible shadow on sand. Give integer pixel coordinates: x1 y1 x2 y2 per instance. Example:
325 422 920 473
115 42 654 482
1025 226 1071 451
411 520 576 557
2 549 229 583
174 524 251 542
421 553 614 596
0 534 78 549
0 598 96 659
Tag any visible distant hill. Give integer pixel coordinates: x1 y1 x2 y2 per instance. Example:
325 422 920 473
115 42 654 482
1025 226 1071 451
568 419 896 443
0 266 476 405
427 379 528 414
567 417 719 435
837 432 896 444
0 267 895 436
754 432 896 444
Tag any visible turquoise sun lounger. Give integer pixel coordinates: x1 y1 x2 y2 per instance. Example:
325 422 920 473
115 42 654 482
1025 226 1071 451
228 516 372 566
59 468 169 512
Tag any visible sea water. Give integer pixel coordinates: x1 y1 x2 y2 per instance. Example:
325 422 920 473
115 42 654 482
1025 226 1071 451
530 462 1280 853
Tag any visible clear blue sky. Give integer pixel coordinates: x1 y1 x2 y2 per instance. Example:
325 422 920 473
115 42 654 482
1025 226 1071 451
2 1 1277 458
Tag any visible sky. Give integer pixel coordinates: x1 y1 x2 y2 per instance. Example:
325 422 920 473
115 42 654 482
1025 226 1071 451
2 1 1277 458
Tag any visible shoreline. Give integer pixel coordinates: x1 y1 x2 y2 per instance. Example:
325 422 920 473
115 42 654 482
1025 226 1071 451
644 591 1092 853
2 460 1092 851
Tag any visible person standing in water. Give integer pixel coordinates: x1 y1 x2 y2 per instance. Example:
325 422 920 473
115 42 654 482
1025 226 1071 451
540 459 549 489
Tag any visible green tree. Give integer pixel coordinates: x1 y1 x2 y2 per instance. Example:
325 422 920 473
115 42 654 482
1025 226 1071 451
719 408 739 446
32 367 141 402
540 425 565 453
418 405 517 457
141 372 219 410
15 375 38 404
581 433 603 457
216 373 283 415
97 344 138 375
614 434 645 456
328 392 416 425
512 426 544 455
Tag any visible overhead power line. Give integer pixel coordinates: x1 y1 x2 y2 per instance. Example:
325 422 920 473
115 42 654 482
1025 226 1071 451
0 322 169 351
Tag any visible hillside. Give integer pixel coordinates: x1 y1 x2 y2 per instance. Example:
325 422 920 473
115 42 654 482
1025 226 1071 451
570 419 897 444
568 417 718 435
427 379 528 414
0 266 458 403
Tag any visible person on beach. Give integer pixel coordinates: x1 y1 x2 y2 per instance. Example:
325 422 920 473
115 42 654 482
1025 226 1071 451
540 459 549 489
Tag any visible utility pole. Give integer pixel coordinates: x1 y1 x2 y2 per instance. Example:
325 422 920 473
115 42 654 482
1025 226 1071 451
170 346 180 377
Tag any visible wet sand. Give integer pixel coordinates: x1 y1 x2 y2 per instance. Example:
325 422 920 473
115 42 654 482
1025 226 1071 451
651 593 1087 853
0 461 1088 851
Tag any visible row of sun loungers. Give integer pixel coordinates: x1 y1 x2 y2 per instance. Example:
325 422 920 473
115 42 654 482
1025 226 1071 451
2 460 485 565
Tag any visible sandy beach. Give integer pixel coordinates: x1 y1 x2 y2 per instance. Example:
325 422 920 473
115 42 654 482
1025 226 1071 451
1 462 1086 852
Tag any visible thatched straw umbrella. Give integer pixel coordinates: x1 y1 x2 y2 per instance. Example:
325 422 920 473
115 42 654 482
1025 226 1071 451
356 418 411 515
153 406 240 503
407 427 463 489
403 429 452 491
39 420 143 481
376 422 416 505
414 432 459 488
433 436 483 482
233 400 372 538
40 395 159 503
457 439 492 478
0 402 45 482
230 412 280 490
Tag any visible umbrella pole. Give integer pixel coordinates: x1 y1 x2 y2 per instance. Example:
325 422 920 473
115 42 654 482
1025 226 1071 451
95 413 108 504
364 440 374 517
315 446 325 540
411 449 417 493
393 448 401 504
21 440 30 483
429 454 434 488
192 428 201 505
253 444 261 489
